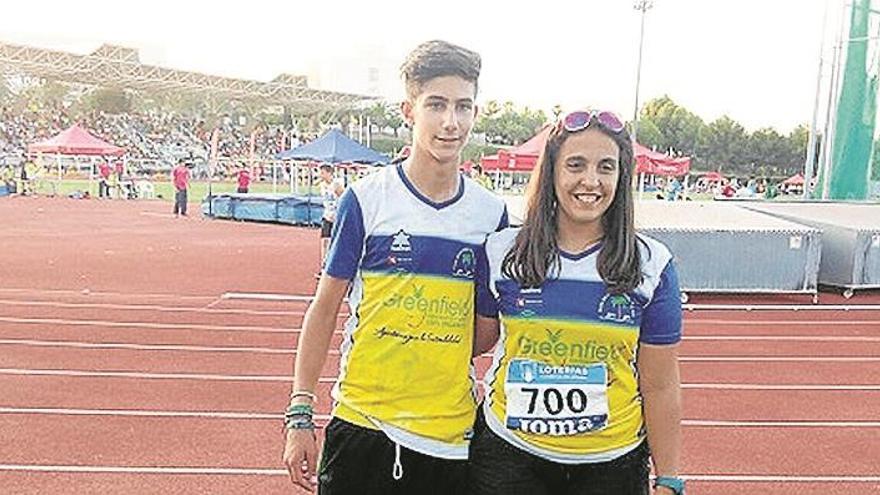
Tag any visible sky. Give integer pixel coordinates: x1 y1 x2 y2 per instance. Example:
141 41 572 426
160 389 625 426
0 0 838 133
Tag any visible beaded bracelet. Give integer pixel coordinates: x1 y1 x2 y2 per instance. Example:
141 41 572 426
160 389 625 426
285 403 314 417
289 390 318 402
284 415 316 431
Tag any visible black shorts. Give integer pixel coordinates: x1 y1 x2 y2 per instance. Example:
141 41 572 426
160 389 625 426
321 219 334 238
318 418 467 495
236 187 248 194
468 409 650 495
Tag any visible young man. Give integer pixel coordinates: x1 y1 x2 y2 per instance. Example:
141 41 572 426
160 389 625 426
172 160 189 217
283 40 508 494
316 163 344 278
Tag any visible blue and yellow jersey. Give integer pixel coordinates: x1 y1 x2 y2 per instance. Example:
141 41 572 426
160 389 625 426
324 165 508 459
476 228 681 463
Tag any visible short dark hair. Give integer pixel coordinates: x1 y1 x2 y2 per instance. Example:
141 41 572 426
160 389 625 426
400 40 481 99
319 164 334 172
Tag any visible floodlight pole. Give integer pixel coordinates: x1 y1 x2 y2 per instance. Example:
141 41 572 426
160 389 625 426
633 0 654 200
804 0 831 199
632 0 654 144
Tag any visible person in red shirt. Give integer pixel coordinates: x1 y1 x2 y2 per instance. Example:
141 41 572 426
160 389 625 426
172 160 190 217
237 166 251 194
98 161 112 199
721 182 736 198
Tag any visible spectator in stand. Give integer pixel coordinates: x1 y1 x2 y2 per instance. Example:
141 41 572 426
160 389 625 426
665 176 682 201
237 166 251 194
18 159 29 195
721 181 736 198
471 163 494 190
172 160 190 217
763 179 779 200
1 164 15 193
24 157 40 196
114 160 124 181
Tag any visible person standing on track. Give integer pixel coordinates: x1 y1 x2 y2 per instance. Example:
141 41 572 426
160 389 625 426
469 110 685 495
282 40 508 494
172 160 190 217
98 160 112 199
316 163 344 278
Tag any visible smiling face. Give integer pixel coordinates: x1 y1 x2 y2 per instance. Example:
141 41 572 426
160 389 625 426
401 75 477 167
553 128 620 235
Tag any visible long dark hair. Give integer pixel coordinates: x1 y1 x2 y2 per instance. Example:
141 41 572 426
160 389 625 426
501 118 642 294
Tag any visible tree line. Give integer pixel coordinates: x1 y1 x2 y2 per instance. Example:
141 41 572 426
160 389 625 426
5 78 878 180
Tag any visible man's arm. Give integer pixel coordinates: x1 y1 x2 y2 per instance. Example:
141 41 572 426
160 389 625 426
283 274 349 492
284 187 364 492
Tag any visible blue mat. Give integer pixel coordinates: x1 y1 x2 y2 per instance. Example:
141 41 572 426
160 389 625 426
201 193 324 226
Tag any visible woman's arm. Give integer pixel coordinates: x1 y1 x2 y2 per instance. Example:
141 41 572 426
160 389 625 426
637 342 682 493
474 315 500 356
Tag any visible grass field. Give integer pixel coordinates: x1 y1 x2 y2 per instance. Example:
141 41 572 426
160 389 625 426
21 178 802 205
27 179 320 202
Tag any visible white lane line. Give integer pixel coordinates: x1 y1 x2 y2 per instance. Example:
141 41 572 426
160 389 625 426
0 339 316 355
686 320 880 326
8 291 879 311
680 356 880 362
683 335 880 342
0 287 219 301
0 368 303 382
0 464 288 475
139 212 179 219
4 317 877 342
682 420 880 427
0 465 877 482
684 475 880 482
0 297 870 322
0 316 299 334
3 368 880 391
686 303 880 311
222 292 316 302
683 383 880 391
10 339 880 362
3 407 879 429
0 298 308 317
0 406 330 421
3 339 878 363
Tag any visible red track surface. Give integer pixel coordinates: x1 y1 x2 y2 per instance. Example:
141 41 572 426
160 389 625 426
1 196 879 494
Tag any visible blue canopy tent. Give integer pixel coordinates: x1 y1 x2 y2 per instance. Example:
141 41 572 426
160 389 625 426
275 128 389 164
274 128 389 222
204 130 389 225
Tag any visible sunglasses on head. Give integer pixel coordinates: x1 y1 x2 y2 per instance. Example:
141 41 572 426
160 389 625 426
557 110 625 134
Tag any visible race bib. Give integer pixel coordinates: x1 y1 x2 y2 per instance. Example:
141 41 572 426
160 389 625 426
504 359 609 436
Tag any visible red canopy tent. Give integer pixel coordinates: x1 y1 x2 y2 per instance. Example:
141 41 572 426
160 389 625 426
782 173 804 186
28 124 125 156
481 126 691 176
701 171 726 182
633 143 690 176
480 126 550 171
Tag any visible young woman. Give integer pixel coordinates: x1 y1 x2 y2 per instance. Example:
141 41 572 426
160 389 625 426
471 110 685 495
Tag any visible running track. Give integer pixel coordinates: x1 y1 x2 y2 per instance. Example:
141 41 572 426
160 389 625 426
0 197 878 494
